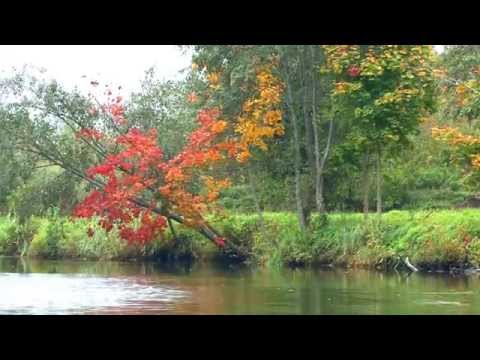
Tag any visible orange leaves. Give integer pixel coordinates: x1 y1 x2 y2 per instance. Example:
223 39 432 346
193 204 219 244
203 176 231 202
165 168 184 182
211 119 227 134
432 126 480 171
236 149 251 163
432 126 480 146
187 91 198 104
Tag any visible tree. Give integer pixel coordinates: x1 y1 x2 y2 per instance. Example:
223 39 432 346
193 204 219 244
437 46 480 126
323 45 436 216
432 65 480 190
0 65 284 258
192 45 338 231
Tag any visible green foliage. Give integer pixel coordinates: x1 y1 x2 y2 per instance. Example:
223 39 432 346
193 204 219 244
3 209 480 270
203 210 480 269
0 216 18 255
7 166 82 221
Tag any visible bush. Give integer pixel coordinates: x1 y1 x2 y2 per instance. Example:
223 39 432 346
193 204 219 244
5 208 480 270
0 216 18 255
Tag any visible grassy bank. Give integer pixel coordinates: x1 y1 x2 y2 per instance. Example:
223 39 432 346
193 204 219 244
1 209 480 271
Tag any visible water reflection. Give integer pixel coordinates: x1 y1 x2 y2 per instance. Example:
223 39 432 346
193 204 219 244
0 256 479 315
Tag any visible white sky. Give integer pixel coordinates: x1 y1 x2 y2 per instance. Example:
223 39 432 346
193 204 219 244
0 45 446 99
0 45 192 98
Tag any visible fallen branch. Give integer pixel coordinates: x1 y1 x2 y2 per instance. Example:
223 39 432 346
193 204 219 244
404 257 419 272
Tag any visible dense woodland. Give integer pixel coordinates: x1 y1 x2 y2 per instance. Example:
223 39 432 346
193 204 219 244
2 45 480 269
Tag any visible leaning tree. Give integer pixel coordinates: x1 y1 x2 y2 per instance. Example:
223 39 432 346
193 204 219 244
0 62 284 259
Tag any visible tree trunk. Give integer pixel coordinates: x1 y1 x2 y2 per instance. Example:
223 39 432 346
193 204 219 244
247 166 264 225
302 46 315 171
362 151 371 219
310 46 334 215
283 57 308 231
311 47 323 214
376 149 382 215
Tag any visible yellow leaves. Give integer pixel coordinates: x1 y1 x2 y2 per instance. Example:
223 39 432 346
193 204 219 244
471 155 480 169
207 72 221 90
191 63 199 71
374 87 420 106
334 82 348 94
333 82 362 95
432 126 480 146
242 99 255 113
264 110 282 126
433 68 447 79
234 65 284 161
322 45 361 74
456 84 468 95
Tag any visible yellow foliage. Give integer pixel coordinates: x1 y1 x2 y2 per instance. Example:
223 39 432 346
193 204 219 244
207 72 221 90
432 126 480 146
234 65 284 162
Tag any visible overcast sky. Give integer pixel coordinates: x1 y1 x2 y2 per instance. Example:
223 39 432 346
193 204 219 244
0 45 192 98
0 45 446 98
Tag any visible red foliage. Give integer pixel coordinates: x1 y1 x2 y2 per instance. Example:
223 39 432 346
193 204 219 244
348 65 361 78
73 95 239 246
214 236 226 247
75 128 103 141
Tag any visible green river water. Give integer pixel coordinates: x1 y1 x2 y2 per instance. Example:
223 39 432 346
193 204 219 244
1 256 479 314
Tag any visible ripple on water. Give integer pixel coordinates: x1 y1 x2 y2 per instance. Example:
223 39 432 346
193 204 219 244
0 273 189 315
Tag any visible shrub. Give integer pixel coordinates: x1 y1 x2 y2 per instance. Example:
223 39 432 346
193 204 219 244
0 216 18 255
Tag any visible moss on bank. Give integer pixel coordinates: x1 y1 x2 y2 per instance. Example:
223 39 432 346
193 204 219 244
1 209 480 271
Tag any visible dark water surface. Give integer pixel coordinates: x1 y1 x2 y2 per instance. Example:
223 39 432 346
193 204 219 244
1 256 479 314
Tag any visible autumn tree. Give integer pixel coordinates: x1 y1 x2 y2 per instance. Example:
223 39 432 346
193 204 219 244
432 56 480 190
0 64 285 258
323 45 436 216
192 45 338 231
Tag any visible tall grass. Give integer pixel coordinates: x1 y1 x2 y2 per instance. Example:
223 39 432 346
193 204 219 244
1 209 480 269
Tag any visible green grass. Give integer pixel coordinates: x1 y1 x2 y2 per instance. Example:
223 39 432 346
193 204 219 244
203 210 480 269
1 209 480 270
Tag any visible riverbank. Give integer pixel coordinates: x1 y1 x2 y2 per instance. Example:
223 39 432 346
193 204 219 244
1 210 480 272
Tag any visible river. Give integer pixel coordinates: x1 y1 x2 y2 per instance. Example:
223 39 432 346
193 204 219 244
0 256 479 314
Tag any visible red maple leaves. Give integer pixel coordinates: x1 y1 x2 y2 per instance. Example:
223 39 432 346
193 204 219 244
73 96 239 246
348 65 361 78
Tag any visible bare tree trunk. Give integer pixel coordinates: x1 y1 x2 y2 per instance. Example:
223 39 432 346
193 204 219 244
311 46 323 214
283 59 308 231
310 46 334 215
302 46 315 171
376 149 382 215
362 151 371 219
